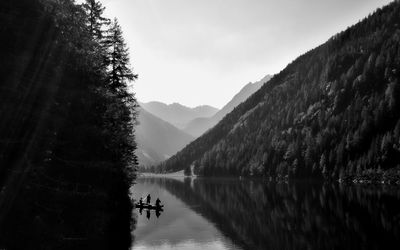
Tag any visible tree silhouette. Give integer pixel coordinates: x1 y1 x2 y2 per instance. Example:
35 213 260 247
105 18 138 98
82 0 110 41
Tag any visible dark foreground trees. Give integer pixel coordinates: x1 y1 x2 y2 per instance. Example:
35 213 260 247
0 0 138 249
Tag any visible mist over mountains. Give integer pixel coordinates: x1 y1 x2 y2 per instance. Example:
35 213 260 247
135 102 216 168
136 75 271 167
135 108 194 167
184 75 272 137
139 101 218 129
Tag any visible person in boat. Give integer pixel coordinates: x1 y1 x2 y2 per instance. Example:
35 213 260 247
146 194 151 204
155 198 161 208
139 197 143 206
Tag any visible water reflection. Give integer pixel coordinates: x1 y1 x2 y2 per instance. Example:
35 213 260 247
146 210 151 220
131 178 241 250
132 177 400 250
137 207 163 220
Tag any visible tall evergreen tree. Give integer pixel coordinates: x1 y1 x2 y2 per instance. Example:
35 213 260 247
82 0 109 41
105 18 138 98
81 0 110 73
101 17 139 177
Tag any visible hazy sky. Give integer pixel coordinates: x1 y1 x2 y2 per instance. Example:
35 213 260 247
94 0 392 108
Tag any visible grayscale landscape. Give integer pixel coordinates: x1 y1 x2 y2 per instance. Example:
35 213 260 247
1 0 400 249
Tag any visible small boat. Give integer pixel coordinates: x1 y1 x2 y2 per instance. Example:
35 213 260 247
135 203 164 210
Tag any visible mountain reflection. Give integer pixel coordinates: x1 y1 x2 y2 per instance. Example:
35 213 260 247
136 177 400 250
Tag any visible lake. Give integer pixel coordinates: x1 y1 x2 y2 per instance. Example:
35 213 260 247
130 177 400 250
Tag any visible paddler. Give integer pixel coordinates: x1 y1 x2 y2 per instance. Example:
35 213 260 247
155 198 161 208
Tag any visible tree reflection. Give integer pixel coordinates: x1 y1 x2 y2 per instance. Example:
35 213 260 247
144 177 400 250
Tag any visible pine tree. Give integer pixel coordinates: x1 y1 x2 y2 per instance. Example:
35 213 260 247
81 0 110 73
102 18 138 171
105 18 138 98
82 0 109 41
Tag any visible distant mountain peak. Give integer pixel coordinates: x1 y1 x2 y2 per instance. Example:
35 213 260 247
183 74 272 137
135 108 194 167
140 101 219 129
170 102 185 107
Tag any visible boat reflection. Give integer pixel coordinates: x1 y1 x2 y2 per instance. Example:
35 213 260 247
132 177 400 250
137 206 164 219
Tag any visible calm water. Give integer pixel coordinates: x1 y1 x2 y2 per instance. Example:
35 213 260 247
131 177 400 250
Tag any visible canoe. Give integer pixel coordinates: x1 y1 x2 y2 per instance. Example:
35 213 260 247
135 203 164 210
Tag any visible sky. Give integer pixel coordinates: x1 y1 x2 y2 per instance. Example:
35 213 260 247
86 0 393 109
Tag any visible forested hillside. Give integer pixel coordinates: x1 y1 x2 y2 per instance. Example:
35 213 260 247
0 0 138 249
161 0 400 181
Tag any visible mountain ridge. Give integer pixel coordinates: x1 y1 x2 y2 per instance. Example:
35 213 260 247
140 101 218 129
160 1 400 180
135 107 194 168
183 75 272 137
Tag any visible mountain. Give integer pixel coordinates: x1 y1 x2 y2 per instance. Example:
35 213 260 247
139 101 218 129
135 107 194 167
160 1 400 181
184 75 272 137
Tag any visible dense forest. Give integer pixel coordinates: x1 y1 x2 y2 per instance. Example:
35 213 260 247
0 0 138 249
161 0 400 181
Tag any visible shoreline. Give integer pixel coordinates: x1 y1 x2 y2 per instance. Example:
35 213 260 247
137 169 400 186
138 170 197 179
